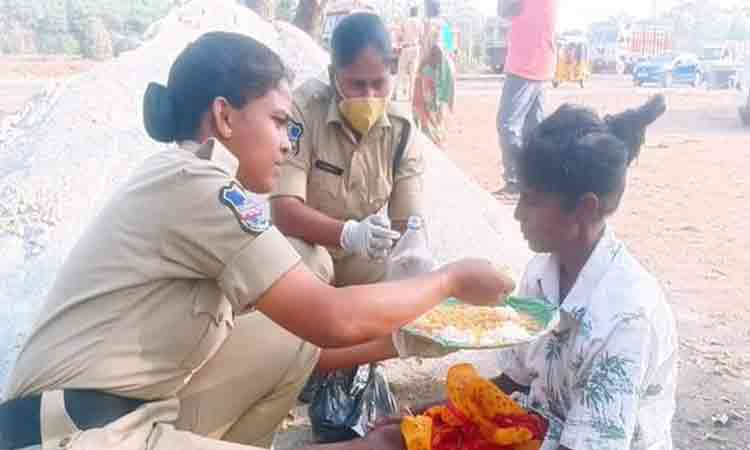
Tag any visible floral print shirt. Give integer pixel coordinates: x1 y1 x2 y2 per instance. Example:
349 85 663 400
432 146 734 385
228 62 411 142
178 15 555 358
497 228 678 450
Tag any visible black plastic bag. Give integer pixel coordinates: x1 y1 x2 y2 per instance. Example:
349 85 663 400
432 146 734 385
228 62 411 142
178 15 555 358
309 363 398 443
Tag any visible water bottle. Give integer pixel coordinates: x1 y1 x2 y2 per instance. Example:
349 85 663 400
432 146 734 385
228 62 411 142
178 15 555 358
385 216 435 281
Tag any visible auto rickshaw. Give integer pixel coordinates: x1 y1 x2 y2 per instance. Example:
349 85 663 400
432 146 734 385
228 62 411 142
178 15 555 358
553 39 591 88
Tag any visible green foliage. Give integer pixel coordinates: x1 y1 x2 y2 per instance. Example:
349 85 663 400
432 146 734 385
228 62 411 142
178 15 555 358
728 14 750 40
660 0 749 52
0 0 173 56
276 0 298 22
38 32 81 54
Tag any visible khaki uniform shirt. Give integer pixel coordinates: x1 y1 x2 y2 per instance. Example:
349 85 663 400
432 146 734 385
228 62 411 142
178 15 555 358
6 139 300 401
272 78 425 263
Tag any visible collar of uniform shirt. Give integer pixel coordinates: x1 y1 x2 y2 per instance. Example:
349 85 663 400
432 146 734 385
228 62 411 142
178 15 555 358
179 138 240 178
531 227 624 320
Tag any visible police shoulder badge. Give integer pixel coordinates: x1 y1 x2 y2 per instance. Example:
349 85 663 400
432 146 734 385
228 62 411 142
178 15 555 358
287 119 304 157
219 182 271 233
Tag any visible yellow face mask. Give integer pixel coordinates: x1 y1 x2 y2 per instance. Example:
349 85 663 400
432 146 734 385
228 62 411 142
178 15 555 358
335 77 389 135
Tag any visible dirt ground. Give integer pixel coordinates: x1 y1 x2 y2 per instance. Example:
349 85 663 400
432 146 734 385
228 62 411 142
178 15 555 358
0 55 95 121
1 57 748 449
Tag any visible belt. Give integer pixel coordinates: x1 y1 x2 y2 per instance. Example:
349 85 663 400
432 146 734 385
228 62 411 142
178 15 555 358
0 390 146 449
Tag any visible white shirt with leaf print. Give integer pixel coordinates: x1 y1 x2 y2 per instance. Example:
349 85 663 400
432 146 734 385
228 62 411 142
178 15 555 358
497 227 678 450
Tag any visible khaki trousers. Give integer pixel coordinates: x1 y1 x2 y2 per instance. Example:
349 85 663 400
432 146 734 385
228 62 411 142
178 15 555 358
287 237 386 287
40 313 319 450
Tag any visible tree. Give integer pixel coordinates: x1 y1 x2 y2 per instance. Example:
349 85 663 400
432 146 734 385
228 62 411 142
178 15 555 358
276 0 298 22
80 16 112 59
293 0 327 38
727 12 749 40
241 0 276 20
660 0 733 52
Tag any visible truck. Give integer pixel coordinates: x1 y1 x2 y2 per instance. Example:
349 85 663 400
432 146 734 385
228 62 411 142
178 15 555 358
484 16 510 73
625 22 674 72
589 21 673 74
701 44 739 89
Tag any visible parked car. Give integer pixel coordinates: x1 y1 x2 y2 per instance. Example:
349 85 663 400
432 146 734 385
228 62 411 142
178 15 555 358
701 45 740 89
623 56 647 75
633 53 703 87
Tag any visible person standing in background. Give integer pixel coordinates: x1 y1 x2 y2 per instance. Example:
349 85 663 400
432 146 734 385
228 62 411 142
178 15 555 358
495 0 558 195
413 43 455 148
395 6 422 102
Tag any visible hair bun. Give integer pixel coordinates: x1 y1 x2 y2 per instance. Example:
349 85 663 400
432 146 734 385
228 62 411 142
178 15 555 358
143 82 178 143
635 94 667 126
605 94 666 164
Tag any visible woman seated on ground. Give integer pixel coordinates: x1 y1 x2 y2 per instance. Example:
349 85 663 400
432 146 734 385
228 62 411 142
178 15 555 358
0 31 511 450
380 95 677 450
492 95 677 450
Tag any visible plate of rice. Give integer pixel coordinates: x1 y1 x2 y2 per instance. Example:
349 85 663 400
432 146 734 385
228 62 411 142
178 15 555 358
402 296 560 349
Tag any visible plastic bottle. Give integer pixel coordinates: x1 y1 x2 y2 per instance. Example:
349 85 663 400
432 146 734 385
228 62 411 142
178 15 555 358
385 216 435 281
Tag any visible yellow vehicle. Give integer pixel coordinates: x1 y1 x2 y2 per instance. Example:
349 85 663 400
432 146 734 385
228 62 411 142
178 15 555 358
553 39 591 88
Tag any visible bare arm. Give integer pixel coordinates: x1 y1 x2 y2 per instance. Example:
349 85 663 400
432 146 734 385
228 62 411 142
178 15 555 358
256 263 449 349
316 336 398 373
256 259 510 350
271 196 344 248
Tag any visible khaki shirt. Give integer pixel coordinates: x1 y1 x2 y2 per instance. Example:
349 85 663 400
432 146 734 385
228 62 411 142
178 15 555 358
6 140 300 401
273 79 425 254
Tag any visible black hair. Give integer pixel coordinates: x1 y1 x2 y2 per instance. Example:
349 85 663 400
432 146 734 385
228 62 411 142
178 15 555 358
409 6 419 17
143 31 292 143
331 13 392 69
519 94 666 213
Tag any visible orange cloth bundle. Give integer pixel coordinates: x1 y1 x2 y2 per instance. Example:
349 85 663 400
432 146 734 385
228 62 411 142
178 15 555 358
401 364 546 450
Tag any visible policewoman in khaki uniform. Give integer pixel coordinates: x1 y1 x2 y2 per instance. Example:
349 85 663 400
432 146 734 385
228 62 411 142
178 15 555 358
0 32 513 450
271 13 425 288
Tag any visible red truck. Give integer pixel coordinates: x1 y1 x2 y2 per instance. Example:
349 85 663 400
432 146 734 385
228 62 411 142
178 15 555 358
623 23 674 74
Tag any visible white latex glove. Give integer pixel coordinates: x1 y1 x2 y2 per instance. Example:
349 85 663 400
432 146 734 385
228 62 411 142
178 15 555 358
340 215 401 260
392 330 458 359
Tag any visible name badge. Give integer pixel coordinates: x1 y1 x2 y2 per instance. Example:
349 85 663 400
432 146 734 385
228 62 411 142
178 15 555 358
314 160 344 176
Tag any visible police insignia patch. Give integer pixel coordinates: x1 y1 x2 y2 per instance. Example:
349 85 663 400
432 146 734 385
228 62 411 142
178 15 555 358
287 119 304 157
219 182 271 233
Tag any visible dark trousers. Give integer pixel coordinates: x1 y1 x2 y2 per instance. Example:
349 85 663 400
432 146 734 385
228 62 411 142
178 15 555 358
496 73 545 183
